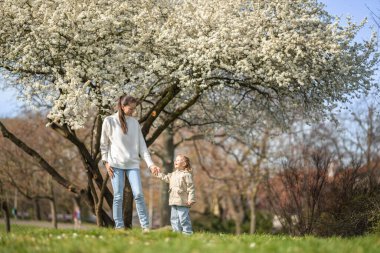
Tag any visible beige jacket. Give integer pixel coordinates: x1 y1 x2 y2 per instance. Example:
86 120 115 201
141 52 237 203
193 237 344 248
155 170 195 206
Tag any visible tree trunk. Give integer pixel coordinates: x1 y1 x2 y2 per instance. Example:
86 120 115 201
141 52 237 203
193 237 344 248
226 195 244 235
33 198 42 221
49 199 57 229
0 180 11 233
96 206 102 227
211 193 221 217
49 180 57 229
235 220 242 235
14 188 18 220
249 193 257 234
123 175 134 229
96 174 109 227
81 188 114 227
1 201 11 233
366 107 375 192
160 126 174 227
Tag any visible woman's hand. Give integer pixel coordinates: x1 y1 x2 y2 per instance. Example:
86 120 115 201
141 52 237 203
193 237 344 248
105 162 114 178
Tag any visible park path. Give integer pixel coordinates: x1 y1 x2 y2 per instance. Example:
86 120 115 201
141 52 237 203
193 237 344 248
0 219 97 230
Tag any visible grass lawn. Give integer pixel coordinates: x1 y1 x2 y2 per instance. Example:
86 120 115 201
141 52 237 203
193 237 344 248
0 224 379 253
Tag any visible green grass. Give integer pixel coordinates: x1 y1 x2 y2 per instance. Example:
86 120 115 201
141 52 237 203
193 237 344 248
0 225 379 253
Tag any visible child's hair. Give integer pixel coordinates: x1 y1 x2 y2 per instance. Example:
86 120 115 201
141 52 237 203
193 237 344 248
178 154 192 173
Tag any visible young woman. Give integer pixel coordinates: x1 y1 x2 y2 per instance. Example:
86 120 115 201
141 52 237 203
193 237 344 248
100 95 160 231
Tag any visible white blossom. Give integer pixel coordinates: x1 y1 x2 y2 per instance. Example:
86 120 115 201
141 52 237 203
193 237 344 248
0 0 377 129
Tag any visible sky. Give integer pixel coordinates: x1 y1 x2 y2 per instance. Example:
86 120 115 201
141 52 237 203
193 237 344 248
0 0 379 117
320 0 379 39
319 0 380 113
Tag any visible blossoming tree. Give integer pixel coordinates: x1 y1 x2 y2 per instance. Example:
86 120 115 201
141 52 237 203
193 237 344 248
0 0 377 226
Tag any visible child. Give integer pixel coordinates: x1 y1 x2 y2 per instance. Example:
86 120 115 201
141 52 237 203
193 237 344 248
154 154 195 235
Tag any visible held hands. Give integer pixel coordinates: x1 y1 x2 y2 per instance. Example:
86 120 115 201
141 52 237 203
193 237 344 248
150 165 161 175
187 201 195 207
103 162 160 178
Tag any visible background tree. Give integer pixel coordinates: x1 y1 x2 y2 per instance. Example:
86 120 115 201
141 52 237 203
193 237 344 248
264 107 380 236
190 126 271 234
0 112 88 227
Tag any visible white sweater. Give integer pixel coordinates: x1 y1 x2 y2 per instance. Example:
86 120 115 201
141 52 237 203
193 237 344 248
100 113 154 170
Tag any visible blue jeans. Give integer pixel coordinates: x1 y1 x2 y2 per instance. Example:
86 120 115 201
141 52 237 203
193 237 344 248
171 205 193 235
110 168 149 229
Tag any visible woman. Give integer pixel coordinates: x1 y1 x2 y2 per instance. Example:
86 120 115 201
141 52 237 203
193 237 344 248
100 95 160 231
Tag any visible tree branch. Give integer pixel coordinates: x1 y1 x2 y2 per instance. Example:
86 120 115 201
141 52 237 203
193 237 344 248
140 83 181 137
146 90 203 146
49 121 114 208
0 121 78 194
174 133 226 148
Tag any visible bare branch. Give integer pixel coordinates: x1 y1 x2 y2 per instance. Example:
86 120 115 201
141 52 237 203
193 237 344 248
0 121 78 194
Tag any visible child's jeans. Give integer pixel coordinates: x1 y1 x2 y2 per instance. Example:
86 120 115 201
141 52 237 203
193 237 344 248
171 205 193 235
110 168 149 229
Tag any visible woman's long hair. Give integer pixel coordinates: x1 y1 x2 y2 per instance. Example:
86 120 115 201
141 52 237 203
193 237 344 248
118 95 138 134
